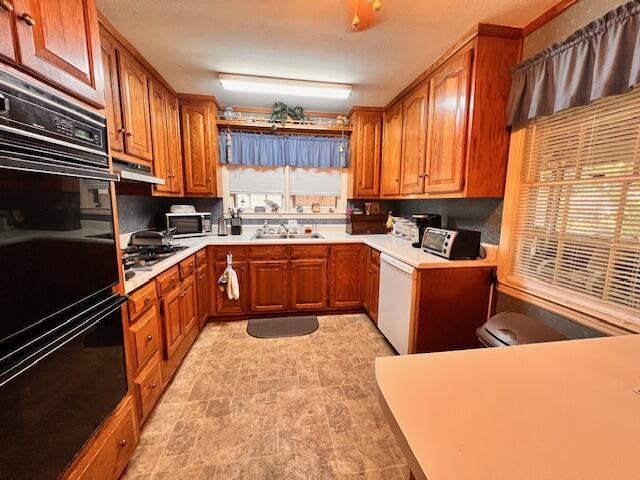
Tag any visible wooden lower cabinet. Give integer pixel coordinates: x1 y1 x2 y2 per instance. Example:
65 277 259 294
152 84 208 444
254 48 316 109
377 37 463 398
212 260 249 315
134 355 163 423
180 273 198 335
250 260 290 312
329 245 364 308
160 282 183 359
64 396 138 480
197 263 209 328
290 258 327 310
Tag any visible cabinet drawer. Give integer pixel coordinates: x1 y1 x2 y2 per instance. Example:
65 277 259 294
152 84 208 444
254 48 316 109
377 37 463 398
371 249 381 267
249 245 290 258
211 246 248 261
129 305 161 374
128 282 157 322
290 245 329 258
72 397 137 480
156 266 180 296
135 355 163 423
196 249 208 267
179 256 196 278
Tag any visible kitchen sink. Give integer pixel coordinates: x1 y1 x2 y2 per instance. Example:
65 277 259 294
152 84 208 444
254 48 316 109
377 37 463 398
251 232 324 240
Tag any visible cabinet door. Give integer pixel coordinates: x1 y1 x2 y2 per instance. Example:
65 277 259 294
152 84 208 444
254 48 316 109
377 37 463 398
180 274 198 335
0 0 17 62
368 260 380 323
425 50 472 194
329 245 363 308
250 260 289 312
400 84 428 195
118 50 153 161
196 264 208 328
181 101 216 196
290 258 327 310
213 261 248 315
149 80 171 193
12 0 104 106
160 286 183 360
353 112 382 198
381 102 403 196
165 94 183 194
99 30 124 152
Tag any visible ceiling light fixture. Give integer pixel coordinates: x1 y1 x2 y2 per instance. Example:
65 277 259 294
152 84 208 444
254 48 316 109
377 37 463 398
218 74 353 99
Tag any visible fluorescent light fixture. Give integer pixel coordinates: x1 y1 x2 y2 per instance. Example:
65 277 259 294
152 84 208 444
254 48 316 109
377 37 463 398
219 74 352 99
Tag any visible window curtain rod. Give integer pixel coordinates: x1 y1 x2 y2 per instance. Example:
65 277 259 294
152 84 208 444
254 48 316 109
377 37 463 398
506 0 640 128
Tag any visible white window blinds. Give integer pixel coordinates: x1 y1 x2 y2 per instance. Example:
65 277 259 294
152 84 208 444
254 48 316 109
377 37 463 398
507 88 640 329
289 168 341 196
227 167 284 194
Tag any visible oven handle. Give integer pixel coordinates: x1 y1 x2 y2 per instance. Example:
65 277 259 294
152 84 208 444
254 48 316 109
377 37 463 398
0 155 119 182
0 295 127 387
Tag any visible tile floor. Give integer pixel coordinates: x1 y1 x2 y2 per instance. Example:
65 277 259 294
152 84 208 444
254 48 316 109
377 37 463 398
121 314 409 480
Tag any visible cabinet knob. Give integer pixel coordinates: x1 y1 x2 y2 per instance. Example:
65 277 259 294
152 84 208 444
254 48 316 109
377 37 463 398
151 383 157 389
19 12 36 26
146 335 153 342
117 128 125 134
0 0 14 12
283 265 287 270
119 439 127 448
144 296 151 303
126 131 133 137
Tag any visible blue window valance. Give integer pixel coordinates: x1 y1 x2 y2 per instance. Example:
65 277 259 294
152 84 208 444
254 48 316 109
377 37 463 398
218 131 349 168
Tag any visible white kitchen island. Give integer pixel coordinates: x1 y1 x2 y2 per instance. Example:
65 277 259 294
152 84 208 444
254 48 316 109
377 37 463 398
375 335 640 480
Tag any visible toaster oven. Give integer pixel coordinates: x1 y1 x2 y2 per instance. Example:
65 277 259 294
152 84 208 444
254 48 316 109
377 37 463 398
422 227 481 260
166 212 212 237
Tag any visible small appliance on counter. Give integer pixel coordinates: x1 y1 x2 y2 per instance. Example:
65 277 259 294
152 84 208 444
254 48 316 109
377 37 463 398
392 217 413 239
129 228 176 247
412 214 442 248
217 216 229 236
422 227 481 260
166 205 212 238
346 214 387 235
229 209 243 235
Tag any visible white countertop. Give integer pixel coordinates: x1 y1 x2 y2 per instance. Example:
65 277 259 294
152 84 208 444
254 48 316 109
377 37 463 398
375 335 640 480
122 230 497 294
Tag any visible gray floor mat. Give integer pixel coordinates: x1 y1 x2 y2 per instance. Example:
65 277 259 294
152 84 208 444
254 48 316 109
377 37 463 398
247 315 319 339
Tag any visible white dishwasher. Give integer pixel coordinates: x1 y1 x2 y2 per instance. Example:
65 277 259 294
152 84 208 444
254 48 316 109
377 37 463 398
377 253 416 355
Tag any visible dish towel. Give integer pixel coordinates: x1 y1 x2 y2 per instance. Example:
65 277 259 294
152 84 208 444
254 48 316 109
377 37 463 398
217 264 240 301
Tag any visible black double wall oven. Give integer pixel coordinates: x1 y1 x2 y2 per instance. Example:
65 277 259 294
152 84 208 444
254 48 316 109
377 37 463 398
0 69 128 479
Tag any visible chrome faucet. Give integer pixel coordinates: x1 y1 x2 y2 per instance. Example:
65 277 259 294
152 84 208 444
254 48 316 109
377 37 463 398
279 222 289 234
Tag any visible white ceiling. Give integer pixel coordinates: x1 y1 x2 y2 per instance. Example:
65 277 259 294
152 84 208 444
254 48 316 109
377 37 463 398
97 0 557 112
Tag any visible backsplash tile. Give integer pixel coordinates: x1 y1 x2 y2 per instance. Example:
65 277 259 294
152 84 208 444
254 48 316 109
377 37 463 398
350 198 503 244
116 195 223 233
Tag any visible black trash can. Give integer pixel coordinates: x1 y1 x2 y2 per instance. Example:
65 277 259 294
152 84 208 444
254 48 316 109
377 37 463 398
477 311 567 347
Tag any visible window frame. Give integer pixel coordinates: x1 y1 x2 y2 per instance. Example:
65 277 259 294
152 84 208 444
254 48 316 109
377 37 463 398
498 124 640 335
220 164 348 218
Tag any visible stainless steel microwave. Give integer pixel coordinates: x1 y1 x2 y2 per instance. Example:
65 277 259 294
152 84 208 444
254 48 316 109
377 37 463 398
166 212 212 237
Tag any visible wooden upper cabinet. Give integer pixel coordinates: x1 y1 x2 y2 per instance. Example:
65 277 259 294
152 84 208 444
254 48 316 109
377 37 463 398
400 84 428 195
425 49 472 194
99 30 124 152
181 101 217 197
381 102 403 196
149 79 170 191
290 258 327 310
165 94 183 194
0 1 17 62
351 110 382 199
118 49 153 161
12 0 104 106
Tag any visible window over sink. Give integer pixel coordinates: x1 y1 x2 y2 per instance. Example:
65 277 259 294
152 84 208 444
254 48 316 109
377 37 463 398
222 165 347 215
